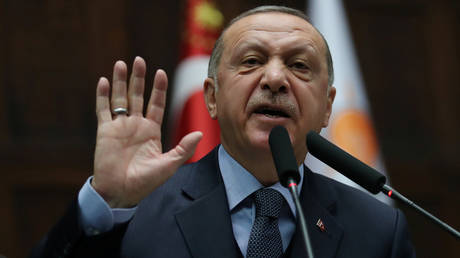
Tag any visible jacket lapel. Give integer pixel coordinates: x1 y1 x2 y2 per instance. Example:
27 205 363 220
175 149 241 258
288 166 344 258
174 150 344 258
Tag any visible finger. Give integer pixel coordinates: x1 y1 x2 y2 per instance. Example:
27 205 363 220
128 57 146 117
96 77 112 124
165 131 203 164
146 69 168 124
111 61 128 116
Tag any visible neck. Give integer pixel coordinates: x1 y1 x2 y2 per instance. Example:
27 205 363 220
221 144 280 186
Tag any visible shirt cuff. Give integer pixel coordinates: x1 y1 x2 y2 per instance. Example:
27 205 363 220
78 176 137 236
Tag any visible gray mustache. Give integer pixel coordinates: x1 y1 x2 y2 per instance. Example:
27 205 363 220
247 93 297 116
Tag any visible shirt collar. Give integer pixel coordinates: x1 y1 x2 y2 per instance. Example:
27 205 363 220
218 145 304 217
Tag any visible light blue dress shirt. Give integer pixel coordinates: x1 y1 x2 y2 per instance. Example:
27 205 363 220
218 146 304 255
78 145 304 256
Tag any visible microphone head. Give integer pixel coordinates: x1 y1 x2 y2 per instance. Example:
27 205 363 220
306 131 386 194
269 126 301 187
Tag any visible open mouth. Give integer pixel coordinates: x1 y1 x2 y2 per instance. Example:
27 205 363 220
254 107 290 118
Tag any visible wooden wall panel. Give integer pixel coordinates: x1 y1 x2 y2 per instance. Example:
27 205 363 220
345 0 460 256
0 0 458 257
424 1 460 165
0 0 127 257
4 0 91 145
0 0 7 145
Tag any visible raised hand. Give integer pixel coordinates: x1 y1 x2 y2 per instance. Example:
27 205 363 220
92 57 202 208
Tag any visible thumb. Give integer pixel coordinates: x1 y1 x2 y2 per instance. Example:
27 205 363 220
165 131 203 165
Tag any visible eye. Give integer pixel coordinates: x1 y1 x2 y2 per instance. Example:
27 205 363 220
289 59 313 81
290 61 309 70
242 56 262 66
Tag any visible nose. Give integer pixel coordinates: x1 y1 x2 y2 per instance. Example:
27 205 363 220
260 59 289 94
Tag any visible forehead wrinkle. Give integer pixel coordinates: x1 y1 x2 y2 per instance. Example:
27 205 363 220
219 12 329 78
292 41 322 60
229 24 302 45
228 32 322 61
224 18 325 57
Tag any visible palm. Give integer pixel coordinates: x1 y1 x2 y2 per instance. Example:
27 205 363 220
92 57 202 208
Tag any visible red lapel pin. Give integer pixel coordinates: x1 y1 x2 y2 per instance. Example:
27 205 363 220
316 218 326 232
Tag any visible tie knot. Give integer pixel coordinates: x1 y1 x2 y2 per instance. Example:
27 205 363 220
253 188 284 218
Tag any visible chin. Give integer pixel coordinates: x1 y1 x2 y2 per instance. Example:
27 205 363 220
246 132 272 152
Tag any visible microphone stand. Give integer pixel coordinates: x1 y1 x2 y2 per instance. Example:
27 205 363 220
381 184 460 239
286 178 315 258
306 130 460 240
269 126 315 257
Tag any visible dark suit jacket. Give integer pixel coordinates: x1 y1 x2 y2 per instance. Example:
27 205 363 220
31 147 415 258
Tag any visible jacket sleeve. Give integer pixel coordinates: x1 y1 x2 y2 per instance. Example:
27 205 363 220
29 199 128 258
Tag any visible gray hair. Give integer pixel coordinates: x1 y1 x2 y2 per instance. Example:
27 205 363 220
207 5 334 88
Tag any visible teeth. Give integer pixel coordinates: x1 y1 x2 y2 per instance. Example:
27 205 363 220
265 113 280 118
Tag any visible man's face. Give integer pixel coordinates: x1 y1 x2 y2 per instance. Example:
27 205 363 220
206 12 335 164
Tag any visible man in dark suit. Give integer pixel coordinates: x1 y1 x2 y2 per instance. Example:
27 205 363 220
31 6 415 258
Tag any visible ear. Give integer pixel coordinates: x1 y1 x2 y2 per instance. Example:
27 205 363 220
204 77 218 119
321 86 336 127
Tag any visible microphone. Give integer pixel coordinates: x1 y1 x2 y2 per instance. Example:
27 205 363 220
269 126 301 187
306 130 460 239
306 130 386 194
269 126 314 258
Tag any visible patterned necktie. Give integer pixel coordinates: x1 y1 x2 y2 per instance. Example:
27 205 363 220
246 188 284 258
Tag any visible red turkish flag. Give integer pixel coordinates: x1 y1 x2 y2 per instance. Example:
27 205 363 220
169 0 223 162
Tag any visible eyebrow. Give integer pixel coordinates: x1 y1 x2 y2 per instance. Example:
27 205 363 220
232 39 320 60
286 43 320 58
231 39 267 58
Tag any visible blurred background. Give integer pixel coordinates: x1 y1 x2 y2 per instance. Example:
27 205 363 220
0 0 459 257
